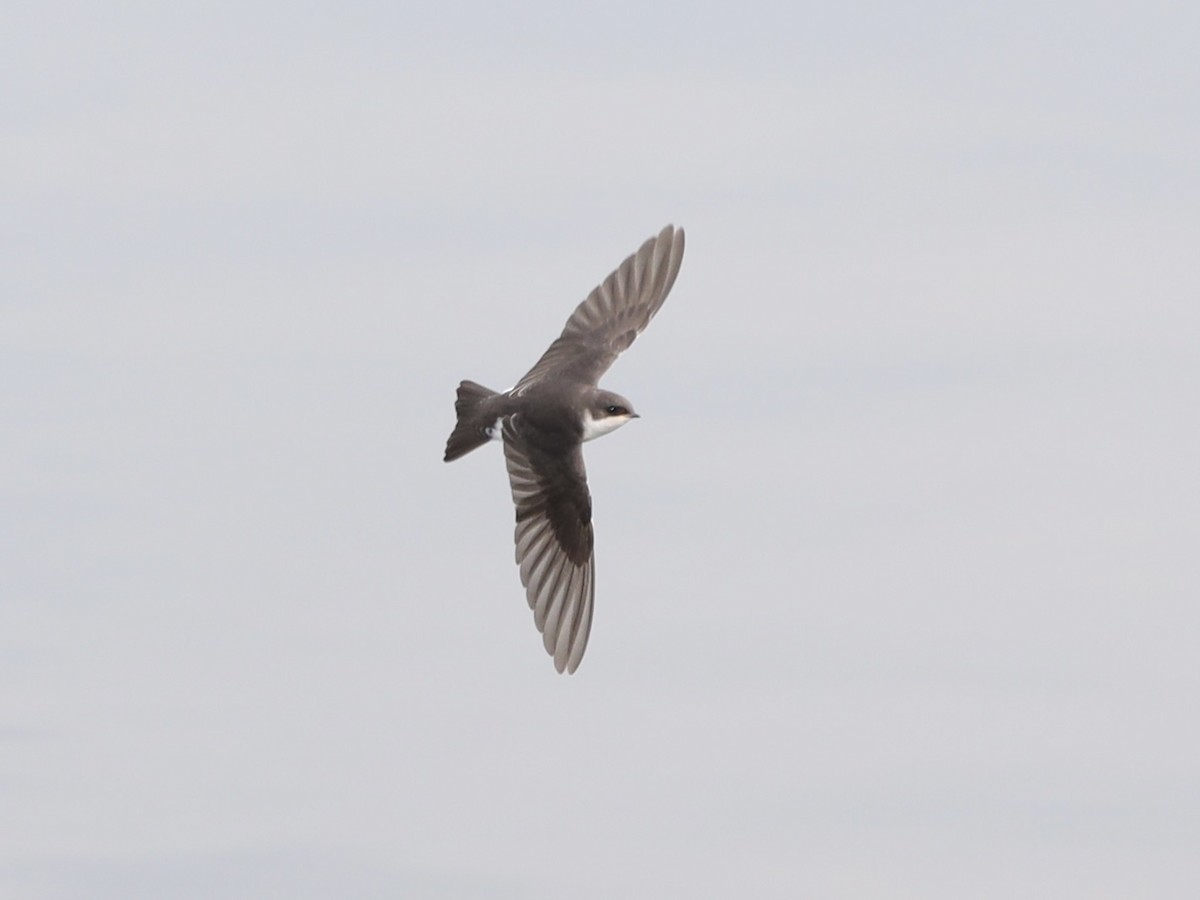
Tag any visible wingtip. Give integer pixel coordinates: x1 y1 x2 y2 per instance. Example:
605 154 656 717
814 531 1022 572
653 224 686 273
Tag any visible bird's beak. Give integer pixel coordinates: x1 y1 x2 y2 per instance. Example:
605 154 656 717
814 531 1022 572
629 413 641 419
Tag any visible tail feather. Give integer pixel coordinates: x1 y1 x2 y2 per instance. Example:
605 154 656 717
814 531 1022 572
444 380 500 461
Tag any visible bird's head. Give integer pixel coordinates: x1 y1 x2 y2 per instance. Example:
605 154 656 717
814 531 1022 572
581 390 639 442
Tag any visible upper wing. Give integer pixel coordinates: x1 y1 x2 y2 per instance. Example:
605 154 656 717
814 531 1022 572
513 224 686 392
502 417 596 674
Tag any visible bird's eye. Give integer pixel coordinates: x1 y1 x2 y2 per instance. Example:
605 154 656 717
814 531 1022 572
605 405 626 416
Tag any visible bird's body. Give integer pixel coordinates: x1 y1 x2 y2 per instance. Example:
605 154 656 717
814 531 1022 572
443 225 686 673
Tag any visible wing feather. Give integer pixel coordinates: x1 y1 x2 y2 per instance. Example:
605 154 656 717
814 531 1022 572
502 418 595 674
513 224 686 392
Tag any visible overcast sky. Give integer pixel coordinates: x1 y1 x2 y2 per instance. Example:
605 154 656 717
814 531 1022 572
3 2 1199 897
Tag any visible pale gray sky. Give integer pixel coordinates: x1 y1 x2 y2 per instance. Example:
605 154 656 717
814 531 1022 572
3 2 1199 897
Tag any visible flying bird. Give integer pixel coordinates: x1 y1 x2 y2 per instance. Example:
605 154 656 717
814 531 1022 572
443 224 686 673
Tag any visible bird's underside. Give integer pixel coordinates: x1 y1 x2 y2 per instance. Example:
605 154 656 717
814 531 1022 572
443 224 686 673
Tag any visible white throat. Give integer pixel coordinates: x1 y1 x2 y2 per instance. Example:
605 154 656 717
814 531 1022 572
581 410 633 442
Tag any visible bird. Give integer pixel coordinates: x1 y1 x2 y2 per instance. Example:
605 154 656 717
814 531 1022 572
443 224 686 673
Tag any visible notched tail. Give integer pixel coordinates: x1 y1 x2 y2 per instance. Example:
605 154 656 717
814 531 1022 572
443 380 501 462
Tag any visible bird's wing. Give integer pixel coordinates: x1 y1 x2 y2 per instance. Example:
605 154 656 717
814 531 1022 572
513 224 686 392
502 417 596 673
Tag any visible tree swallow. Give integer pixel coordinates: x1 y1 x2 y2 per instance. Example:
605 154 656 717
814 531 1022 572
443 225 686 673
